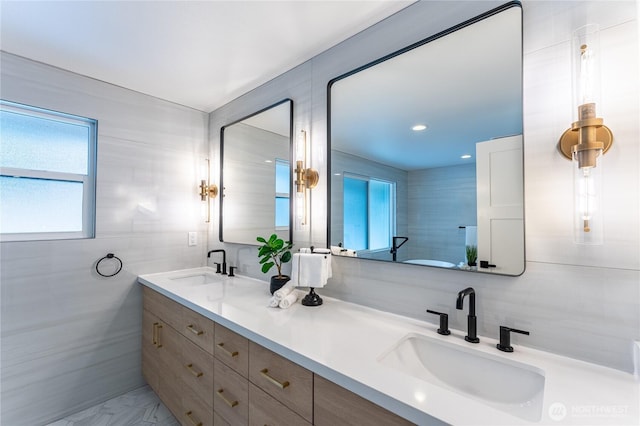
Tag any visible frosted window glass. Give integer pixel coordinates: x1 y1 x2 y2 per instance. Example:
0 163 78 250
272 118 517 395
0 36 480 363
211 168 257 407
275 159 290 195
369 180 392 250
0 176 83 234
343 177 368 250
1 109 89 174
275 197 289 228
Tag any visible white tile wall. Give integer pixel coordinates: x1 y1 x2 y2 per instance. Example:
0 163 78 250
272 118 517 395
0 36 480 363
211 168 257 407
210 0 640 375
0 53 209 425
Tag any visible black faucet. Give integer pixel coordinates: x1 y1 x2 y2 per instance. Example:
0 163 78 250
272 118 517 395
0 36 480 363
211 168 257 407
456 287 479 343
390 236 409 262
207 249 227 275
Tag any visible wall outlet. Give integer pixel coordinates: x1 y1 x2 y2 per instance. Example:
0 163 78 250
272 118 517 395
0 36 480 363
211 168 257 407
188 232 197 246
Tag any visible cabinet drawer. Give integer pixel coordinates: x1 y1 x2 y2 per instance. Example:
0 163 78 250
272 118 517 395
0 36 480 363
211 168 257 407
248 342 313 423
180 335 214 407
143 287 215 354
214 360 249 425
182 306 215 354
182 382 213 426
248 383 311 426
143 286 181 330
215 323 249 378
213 411 230 426
314 375 414 426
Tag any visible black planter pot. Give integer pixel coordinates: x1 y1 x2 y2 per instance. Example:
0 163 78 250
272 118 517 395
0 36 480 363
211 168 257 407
467 261 477 267
270 275 290 295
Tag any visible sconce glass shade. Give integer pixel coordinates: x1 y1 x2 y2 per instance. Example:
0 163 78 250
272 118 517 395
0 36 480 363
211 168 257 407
199 158 218 223
294 130 319 227
568 24 606 245
572 24 601 119
573 146 603 244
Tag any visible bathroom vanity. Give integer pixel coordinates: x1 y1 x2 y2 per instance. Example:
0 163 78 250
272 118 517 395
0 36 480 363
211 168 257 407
138 268 639 425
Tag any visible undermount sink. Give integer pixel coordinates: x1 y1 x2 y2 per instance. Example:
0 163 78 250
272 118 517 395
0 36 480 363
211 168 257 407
169 272 221 286
378 333 545 421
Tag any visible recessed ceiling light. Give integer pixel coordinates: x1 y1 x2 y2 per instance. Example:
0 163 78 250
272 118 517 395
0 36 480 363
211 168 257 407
265 160 273 163
461 154 472 159
412 124 427 131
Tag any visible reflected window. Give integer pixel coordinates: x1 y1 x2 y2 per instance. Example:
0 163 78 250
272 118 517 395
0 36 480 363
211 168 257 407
343 174 395 251
0 100 97 241
275 159 289 229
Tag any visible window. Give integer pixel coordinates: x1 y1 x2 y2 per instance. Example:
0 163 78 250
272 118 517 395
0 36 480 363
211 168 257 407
274 159 290 229
0 100 97 241
343 174 395 251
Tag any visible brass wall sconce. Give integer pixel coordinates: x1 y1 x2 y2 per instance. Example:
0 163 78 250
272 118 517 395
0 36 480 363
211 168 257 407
558 24 613 244
295 130 319 226
199 158 218 223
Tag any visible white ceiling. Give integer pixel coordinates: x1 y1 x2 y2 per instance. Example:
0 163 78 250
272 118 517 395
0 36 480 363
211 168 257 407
0 0 413 112
331 5 523 170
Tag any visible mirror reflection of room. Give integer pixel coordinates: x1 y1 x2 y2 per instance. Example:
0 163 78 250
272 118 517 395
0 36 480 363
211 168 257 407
221 100 292 245
329 6 524 275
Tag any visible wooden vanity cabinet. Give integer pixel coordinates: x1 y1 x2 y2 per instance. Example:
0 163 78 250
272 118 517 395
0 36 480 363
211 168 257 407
142 287 414 426
314 375 414 426
142 287 215 426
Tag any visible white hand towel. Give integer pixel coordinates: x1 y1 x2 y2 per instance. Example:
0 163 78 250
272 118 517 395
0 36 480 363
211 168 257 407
267 296 279 308
274 280 295 301
278 290 302 309
291 253 332 287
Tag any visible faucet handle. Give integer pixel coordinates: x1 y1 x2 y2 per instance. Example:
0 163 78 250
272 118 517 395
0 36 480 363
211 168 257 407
229 266 237 277
497 326 530 352
213 262 222 274
426 309 451 335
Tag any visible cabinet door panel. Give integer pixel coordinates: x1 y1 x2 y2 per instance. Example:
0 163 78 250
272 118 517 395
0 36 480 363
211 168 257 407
314 375 414 426
248 383 310 426
215 323 249 377
182 306 215 354
143 286 181 330
214 360 249 425
180 335 214 408
248 342 313 423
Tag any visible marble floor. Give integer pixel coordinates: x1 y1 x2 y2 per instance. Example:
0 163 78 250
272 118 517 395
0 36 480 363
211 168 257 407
46 386 178 426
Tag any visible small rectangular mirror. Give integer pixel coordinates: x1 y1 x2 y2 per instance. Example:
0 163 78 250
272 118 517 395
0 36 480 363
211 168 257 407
220 99 293 245
328 3 524 275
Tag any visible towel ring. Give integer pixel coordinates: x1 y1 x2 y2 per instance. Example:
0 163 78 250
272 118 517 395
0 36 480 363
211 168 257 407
96 253 123 277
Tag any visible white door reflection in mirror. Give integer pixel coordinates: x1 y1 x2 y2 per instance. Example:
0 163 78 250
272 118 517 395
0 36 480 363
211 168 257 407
220 100 292 245
476 135 524 275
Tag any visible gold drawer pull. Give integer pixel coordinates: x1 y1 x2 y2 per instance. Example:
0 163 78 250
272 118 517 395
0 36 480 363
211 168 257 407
260 368 290 389
217 342 239 358
186 324 204 336
216 389 239 408
185 363 203 378
152 322 163 348
184 410 202 426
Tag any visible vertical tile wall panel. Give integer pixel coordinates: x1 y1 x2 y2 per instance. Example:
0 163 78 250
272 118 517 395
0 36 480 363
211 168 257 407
0 52 208 426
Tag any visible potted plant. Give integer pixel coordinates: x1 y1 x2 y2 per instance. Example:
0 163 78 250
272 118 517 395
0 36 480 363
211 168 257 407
257 234 293 294
465 245 478 267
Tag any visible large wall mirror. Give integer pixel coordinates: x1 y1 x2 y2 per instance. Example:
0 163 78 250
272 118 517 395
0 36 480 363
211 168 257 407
328 3 524 275
220 99 293 245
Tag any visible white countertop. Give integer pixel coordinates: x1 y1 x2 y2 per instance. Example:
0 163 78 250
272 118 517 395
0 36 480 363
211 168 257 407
138 267 639 425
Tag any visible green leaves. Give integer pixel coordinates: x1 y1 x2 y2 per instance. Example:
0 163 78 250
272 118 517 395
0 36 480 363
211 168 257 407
256 233 293 277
